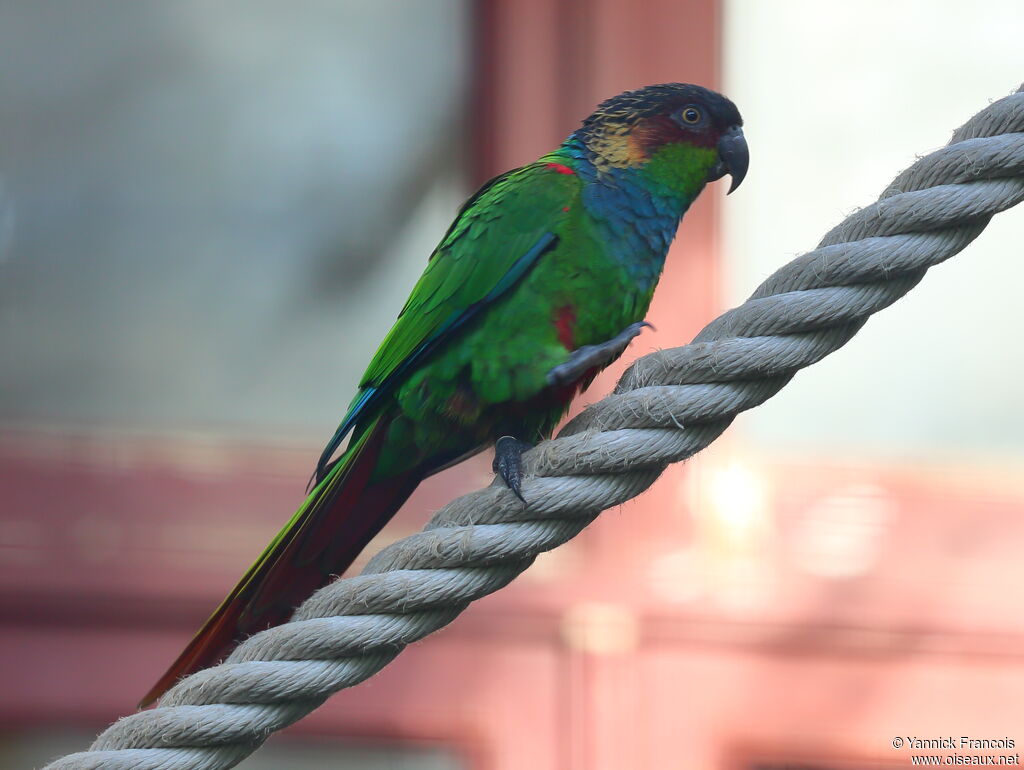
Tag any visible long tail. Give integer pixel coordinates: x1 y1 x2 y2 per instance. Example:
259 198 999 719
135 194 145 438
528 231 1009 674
140 414 422 707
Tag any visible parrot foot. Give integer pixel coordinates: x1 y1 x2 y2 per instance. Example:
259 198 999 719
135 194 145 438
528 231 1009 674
546 321 653 387
492 436 533 503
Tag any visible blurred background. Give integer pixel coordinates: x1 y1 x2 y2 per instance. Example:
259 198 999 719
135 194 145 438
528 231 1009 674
2 1 1023 768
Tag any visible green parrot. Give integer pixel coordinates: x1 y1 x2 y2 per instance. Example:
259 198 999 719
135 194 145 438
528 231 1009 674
143 82 747 705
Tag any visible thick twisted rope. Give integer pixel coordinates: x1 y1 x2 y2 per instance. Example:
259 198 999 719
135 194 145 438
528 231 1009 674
46 85 1024 770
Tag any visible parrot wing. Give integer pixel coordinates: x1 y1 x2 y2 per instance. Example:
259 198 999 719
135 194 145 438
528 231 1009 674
315 160 579 479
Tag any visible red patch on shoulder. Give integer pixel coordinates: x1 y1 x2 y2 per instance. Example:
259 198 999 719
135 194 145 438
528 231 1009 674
562 206 570 212
545 162 576 175
554 305 576 349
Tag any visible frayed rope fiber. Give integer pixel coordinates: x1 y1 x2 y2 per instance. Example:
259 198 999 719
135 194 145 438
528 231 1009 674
45 84 1024 770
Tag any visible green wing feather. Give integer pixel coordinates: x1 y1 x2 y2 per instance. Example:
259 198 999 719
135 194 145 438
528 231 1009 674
316 159 579 477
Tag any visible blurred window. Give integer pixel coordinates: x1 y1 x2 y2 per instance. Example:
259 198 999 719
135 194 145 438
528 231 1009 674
0 0 469 440
723 0 1024 460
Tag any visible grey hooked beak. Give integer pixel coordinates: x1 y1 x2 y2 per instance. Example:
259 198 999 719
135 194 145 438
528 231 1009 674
707 126 749 194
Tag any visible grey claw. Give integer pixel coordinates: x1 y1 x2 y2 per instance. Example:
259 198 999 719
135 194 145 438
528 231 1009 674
546 320 653 387
492 436 532 503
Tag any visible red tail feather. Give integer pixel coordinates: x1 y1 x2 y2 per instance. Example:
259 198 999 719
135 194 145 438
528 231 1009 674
140 417 422 706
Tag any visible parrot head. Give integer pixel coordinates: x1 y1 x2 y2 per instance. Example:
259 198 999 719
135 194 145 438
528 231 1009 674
577 83 748 194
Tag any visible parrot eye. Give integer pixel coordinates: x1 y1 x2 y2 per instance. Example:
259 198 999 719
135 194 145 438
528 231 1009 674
679 106 702 125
